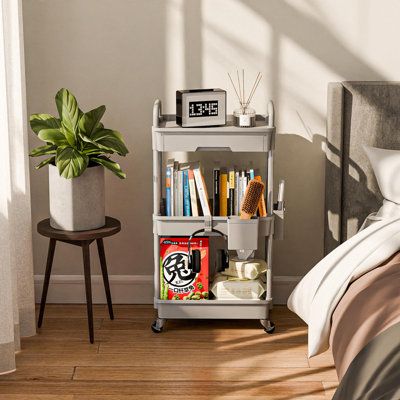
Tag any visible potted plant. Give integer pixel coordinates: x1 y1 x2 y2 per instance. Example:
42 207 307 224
29 88 129 231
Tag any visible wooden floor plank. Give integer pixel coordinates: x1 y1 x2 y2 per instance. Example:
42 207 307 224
21 341 99 355
98 339 307 352
0 366 74 381
74 365 338 382
36 306 155 321
308 350 335 368
16 350 309 368
36 304 110 318
0 396 73 400
323 381 339 400
37 317 103 331
0 381 327 399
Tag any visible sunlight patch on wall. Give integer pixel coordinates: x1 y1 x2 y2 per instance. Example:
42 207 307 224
279 35 340 139
165 0 186 113
202 0 270 115
328 211 340 241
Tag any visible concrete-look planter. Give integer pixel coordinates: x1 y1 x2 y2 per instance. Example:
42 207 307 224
49 164 105 231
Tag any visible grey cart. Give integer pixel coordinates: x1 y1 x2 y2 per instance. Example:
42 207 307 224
151 99 284 333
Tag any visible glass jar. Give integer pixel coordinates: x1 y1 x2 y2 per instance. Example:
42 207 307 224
233 107 256 128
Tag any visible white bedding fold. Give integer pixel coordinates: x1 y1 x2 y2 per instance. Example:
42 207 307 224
287 217 400 357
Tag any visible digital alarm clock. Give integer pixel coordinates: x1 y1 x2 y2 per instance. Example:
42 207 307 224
176 89 226 128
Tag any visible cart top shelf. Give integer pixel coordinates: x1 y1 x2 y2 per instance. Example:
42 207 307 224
151 99 276 152
152 115 275 153
153 115 275 134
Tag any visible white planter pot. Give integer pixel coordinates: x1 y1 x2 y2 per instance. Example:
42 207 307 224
49 164 105 231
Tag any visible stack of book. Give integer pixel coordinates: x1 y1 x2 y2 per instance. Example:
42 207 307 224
165 160 267 217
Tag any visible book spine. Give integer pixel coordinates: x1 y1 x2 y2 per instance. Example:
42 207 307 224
250 168 255 180
238 172 242 213
226 177 230 216
170 166 174 216
188 169 199 217
213 168 220 216
193 166 211 216
228 168 235 215
178 170 183 216
242 171 248 196
219 169 228 217
173 164 179 216
166 167 171 216
183 170 191 216
234 171 239 215
239 171 247 213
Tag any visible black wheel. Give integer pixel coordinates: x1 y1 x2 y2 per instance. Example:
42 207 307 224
264 322 275 334
151 320 164 333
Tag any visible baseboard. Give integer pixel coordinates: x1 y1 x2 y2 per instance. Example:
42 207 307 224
34 275 301 305
272 276 302 305
34 275 154 304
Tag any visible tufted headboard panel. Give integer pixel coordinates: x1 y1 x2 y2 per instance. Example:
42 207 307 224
324 81 400 255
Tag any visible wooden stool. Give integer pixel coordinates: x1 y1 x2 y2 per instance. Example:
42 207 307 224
37 217 121 343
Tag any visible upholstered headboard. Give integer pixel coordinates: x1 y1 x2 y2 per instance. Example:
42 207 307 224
324 81 400 255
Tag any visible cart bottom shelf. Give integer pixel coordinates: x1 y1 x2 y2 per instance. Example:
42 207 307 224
154 298 272 320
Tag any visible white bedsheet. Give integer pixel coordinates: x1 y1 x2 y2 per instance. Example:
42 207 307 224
287 217 400 357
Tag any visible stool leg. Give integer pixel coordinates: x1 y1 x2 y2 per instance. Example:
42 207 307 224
96 238 114 320
38 238 56 328
82 242 94 344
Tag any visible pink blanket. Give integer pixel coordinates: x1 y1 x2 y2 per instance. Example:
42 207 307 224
330 251 400 380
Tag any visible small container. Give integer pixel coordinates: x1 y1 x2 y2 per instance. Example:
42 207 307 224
227 217 259 250
233 107 256 128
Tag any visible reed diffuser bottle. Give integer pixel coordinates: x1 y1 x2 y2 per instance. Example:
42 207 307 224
228 70 262 128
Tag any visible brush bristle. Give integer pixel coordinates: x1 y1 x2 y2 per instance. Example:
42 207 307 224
241 179 265 216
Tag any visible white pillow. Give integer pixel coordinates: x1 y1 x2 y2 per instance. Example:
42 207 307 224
363 145 400 221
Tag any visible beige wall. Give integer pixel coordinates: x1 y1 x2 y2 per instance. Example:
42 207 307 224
23 0 400 283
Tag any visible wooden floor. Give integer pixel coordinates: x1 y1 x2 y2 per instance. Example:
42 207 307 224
0 305 338 399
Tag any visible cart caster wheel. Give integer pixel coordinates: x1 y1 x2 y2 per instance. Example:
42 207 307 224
151 318 165 333
264 322 275 334
151 322 163 333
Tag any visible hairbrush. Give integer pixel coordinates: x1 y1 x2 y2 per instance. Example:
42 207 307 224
240 179 265 219
255 175 267 217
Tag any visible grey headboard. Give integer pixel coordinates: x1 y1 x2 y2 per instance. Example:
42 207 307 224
324 81 400 255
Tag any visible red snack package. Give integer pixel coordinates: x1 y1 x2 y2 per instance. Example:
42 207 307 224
160 237 209 300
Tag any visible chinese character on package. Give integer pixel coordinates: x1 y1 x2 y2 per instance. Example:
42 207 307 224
160 237 209 300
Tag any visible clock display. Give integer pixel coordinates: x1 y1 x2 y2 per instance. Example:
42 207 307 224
189 101 219 118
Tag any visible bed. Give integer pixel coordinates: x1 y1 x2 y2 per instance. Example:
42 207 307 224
289 82 400 399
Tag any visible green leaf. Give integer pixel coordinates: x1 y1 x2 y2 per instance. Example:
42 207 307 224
56 146 89 179
82 142 113 156
29 144 57 157
55 88 79 144
89 129 129 156
38 129 68 145
29 114 61 134
91 156 126 179
78 105 106 137
61 122 77 146
35 156 55 169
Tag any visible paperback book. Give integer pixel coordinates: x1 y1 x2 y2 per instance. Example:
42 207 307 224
165 160 266 217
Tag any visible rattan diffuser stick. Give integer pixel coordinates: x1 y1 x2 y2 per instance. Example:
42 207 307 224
228 71 262 113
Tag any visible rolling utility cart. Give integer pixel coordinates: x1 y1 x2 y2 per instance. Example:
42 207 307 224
151 99 284 333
